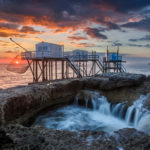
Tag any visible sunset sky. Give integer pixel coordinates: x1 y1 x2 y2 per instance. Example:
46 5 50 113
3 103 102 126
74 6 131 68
0 0 150 62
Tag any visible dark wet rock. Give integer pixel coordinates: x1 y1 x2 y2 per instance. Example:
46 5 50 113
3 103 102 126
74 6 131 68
146 75 150 81
3 124 89 150
0 79 84 125
98 72 146 88
99 72 146 81
114 128 150 150
0 127 14 149
1 125 150 150
143 94 150 111
2 124 118 150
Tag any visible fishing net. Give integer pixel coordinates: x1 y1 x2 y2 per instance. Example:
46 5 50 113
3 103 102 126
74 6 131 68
6 52 30 74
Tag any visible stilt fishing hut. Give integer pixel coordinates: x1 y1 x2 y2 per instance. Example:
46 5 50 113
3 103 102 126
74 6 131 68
103 47 126 72
7 39 104 83
7 39 126 84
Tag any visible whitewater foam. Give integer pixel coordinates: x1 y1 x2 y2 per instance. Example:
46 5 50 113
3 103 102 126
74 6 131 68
33 90 150 133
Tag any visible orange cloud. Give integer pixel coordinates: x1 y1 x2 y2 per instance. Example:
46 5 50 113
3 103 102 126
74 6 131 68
129 17 143 23
0 40 10 44
0 22 44 38
0 11 86 34
68 36 87 41
71 42 95 47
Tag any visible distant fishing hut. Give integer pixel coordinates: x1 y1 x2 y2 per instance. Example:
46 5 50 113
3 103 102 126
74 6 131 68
72 49 88 60
103 47 126 72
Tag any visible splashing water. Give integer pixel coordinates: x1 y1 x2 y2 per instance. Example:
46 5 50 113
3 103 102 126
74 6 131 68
33 91 150 133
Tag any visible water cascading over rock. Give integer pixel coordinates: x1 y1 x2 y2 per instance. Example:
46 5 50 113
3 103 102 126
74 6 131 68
33 90 150 133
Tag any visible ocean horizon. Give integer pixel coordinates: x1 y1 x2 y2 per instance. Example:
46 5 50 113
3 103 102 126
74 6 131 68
0 55 150 89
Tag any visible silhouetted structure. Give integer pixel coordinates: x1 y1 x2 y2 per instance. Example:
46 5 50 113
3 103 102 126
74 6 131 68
21 51 104 83
8 38 126 84
103 47 126 72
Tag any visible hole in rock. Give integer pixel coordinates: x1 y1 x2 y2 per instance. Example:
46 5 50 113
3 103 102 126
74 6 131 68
33 90 150 133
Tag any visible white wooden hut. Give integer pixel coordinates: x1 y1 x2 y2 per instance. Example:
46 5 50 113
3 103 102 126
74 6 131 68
36 42 63 58
72 49 88 60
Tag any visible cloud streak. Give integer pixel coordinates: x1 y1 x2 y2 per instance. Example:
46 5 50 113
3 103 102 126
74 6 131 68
129 35 150 42
0 22 43 37
84 27 108 39
127 43 150 48
122 17 150 32
68 36 87 41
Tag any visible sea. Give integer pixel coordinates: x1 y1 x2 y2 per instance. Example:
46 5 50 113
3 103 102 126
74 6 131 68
0 55 150 89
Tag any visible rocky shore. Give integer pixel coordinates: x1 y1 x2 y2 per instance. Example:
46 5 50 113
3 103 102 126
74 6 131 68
1 124 150 150
1 73 150 150
0 73 149 125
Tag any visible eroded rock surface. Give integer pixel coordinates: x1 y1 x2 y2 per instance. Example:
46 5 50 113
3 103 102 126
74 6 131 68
0 127 13 149
0 73 149 125
0 73 150 150
114 128 150 150
1 124 150 150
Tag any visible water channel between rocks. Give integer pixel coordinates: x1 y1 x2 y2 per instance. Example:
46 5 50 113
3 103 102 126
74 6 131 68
33 90 150 134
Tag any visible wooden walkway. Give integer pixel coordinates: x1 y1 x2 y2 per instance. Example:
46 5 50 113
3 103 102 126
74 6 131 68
21 52 104 83
9 38 126 84
21 49 126 83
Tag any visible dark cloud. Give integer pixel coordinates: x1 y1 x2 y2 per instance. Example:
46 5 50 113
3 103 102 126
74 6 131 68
0 0 92 28
76 43 95 47
4 50 14 53
0 0 149 39
105 22 121 30
127 43 143 47
84 27 108 39
70 41 94 47
94 19 121 30
0 22 43 37
0 32 25 37
129 39 139 42
53 29 66 33
144 44 150 48
122 17 150 32
1 0 149 16
0 22 19 29
20 26 42 34
127 43 150 48
0 0 142 30
98 0 150 12
68 36 87 41
112 42 122 46
129 35 150 42
73 42 103 47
